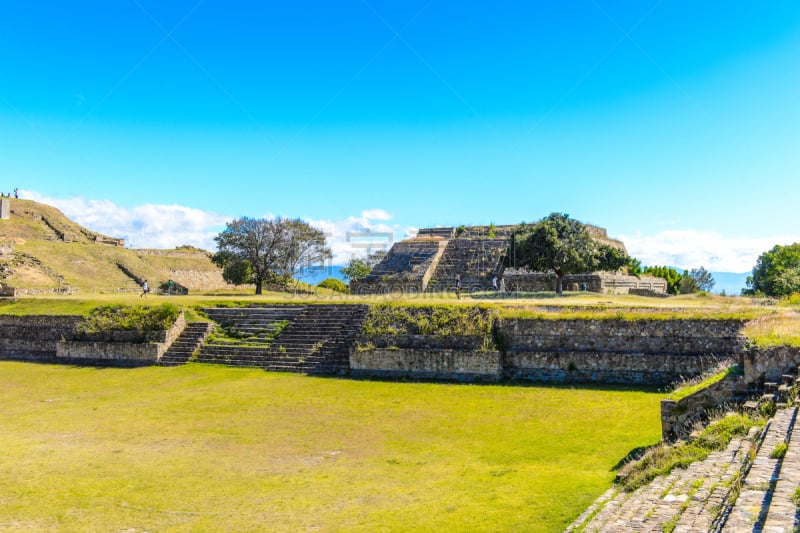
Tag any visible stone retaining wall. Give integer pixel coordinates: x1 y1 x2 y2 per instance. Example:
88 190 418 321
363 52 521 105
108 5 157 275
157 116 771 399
350 348 501 382
504 351 731 385
503 318 745 355
353 316 744 384
501 318 744 384
0 315 81 361
660 372 748 441
744 345 800 384
55 313 185 366
367 334 489 351
503 272 667 294
56 341 165 366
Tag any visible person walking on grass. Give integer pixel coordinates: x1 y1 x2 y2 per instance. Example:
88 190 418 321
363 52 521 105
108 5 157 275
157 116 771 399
455 274 462 300
141 279 149 298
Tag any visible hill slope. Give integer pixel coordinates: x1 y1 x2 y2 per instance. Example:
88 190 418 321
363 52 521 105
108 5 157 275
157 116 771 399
0 199 232 294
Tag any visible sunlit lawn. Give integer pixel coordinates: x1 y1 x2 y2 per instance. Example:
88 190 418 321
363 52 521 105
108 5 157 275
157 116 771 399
0 362 662 532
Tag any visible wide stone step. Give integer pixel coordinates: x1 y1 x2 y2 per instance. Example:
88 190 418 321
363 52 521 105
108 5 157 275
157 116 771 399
157 322 214 367
569 420 759 532
763 406 800 531
721 407 797 530
190 305 367 374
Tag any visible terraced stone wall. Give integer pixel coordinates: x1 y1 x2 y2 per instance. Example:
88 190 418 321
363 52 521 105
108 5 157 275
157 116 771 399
502 271 668 294
55 312 186 367
0 315 81 361
350 348 501 382
503 318 745 384
352 313 746 385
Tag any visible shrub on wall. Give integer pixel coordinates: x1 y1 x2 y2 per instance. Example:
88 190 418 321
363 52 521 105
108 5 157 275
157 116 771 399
362 304 498 343
75 304 181 341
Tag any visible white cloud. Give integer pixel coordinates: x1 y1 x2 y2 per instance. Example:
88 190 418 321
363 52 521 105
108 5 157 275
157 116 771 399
620 230 800 273
20 190 411 262
304 212 414 265
360 208 392 221
22 190 230 251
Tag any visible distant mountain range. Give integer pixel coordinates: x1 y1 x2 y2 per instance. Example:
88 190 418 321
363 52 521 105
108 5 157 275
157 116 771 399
710 272 749 295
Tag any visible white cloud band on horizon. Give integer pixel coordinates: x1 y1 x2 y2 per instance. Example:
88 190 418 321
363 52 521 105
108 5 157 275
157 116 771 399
620 230 800 273
20 191 798 272
23 190 230 251
304 212 416 265
21 191 414 264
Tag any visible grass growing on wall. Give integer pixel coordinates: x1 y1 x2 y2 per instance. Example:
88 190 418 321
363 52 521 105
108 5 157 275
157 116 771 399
668 365 742 402
76 303 181 334
0 362 661 532
617 412 763 492
743 311 800 347
361 303 498 338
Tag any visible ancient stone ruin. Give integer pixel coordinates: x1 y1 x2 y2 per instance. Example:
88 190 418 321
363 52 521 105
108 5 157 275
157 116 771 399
350 223 667 295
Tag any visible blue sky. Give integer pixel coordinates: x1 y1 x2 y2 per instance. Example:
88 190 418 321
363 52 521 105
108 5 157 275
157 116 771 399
1 1 799 273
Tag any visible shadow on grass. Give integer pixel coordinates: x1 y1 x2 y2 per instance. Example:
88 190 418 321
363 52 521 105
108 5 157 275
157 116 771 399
308 370 665 394
610 445 654 472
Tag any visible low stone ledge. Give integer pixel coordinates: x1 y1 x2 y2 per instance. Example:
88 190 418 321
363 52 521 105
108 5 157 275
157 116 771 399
0 315 81 329
660 372 748 442
56 340 163 366
54 312 186 366
360 334 488 351
350 348 501 382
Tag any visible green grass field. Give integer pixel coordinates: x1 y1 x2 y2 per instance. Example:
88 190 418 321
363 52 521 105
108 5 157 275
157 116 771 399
0 362 661 532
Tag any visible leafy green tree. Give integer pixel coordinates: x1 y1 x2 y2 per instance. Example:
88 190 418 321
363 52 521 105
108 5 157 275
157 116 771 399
317 278 348 293
340 250 386 282
679 272 699 294
643 265 706 295
221 257 252 287
626 257 643 278
511 213 629 294
340 258 372 283
213 217 331 295
281 218 333 284
642 266 684 295
596 244 630 272
745 243 800 296
688 267 715 292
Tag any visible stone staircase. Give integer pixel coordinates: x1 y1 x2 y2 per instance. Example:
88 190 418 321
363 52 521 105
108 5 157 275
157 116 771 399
158 322 214 366
203 306 306 344
567 425 758 532
353 240 447 294
269 304 368 374
717 405 799 532
568 372 800 533
193 306 305 367
117 279 142 294
428 238 508 292
193 305 368 374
